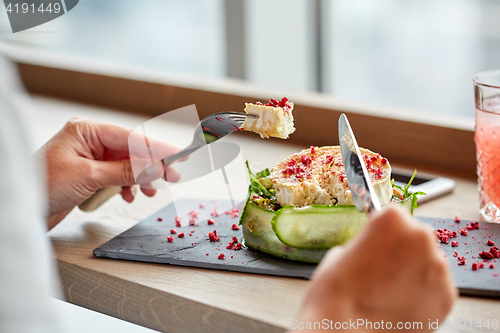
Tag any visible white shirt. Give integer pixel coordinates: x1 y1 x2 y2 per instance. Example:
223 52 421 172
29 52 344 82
0 52 63 332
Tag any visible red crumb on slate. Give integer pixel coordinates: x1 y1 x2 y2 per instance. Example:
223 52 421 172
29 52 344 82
451 241 458 247
218 253 225 260
435 228 458 244
175 216 181 223
226 236 243 250
167 236 174 242
472 263 478 270
453 252 458 257
495 273 499 277
208 219 215 225
209 230 221 242
490 263 495 269
454 216 460 223
231 223 240 231
199 203 205 208
211 208 219 217
170 229 177 234
157 217 163 222
178 233 185 238
479 246 500 260
487 240 495 246
466 222 480 230
458 260 466 266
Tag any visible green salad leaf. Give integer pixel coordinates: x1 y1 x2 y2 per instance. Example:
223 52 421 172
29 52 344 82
255 168 270 179
391 170 426 214
245 161 272 198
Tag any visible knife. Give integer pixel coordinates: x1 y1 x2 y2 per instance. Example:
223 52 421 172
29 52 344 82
338 113 381 213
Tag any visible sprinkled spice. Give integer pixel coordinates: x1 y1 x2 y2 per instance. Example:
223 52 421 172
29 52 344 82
301 154 313 166
231 223 240 231
208 219 215 225
208 230 221 242
170 229 177 234
460 228 468 236
278 97 288 108
218 253 225 260
199 203 205 208
487 240 495 246
453 252 458 257
157 217 163 222
458 260 466 266
454 216 460 223
175 216 181 223
381 158 388 165
178 232 185 238
189 217 197 225
451 241 458 247
167 236 174 243
472 263 478 270
490 263 495 269
338 172 346 182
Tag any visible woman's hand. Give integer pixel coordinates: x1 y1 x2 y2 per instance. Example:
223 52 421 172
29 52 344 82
292 205 457 332
37 117 182 229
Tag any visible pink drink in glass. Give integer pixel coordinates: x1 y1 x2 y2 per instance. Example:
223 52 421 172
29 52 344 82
474 71 500 222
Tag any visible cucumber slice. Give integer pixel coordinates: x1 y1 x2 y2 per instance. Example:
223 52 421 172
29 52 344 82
240 201 327 263
271 205 368 250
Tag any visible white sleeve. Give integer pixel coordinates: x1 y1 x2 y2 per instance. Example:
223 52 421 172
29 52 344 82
0 53 64 332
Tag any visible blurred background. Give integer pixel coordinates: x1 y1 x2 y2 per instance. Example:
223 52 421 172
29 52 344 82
1 0 500 121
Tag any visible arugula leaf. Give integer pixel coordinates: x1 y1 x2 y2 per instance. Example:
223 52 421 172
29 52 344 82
392 170 427 215
245 161 273 198
255 168 270 179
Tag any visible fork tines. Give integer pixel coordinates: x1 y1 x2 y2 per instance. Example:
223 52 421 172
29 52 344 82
227 115 248 124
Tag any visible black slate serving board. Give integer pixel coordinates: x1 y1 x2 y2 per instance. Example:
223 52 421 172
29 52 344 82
94 199 500 298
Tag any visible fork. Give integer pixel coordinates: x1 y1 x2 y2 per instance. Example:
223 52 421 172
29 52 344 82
78 112 259 211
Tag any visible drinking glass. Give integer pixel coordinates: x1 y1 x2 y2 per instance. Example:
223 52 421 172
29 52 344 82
474 70 500 222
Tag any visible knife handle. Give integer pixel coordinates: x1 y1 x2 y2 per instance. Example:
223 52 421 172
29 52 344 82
78 186 122 212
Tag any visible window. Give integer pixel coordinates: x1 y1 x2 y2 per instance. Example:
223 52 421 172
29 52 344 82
2 0 499 121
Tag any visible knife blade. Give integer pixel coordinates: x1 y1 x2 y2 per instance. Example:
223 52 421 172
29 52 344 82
338 113 381 213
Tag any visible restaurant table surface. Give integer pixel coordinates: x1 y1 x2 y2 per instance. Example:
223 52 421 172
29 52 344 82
27 96 500 333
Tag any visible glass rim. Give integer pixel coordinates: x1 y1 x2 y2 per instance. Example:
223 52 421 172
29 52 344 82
474 69 500 88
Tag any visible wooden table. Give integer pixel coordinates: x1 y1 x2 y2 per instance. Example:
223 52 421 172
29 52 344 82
31 96 499 333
